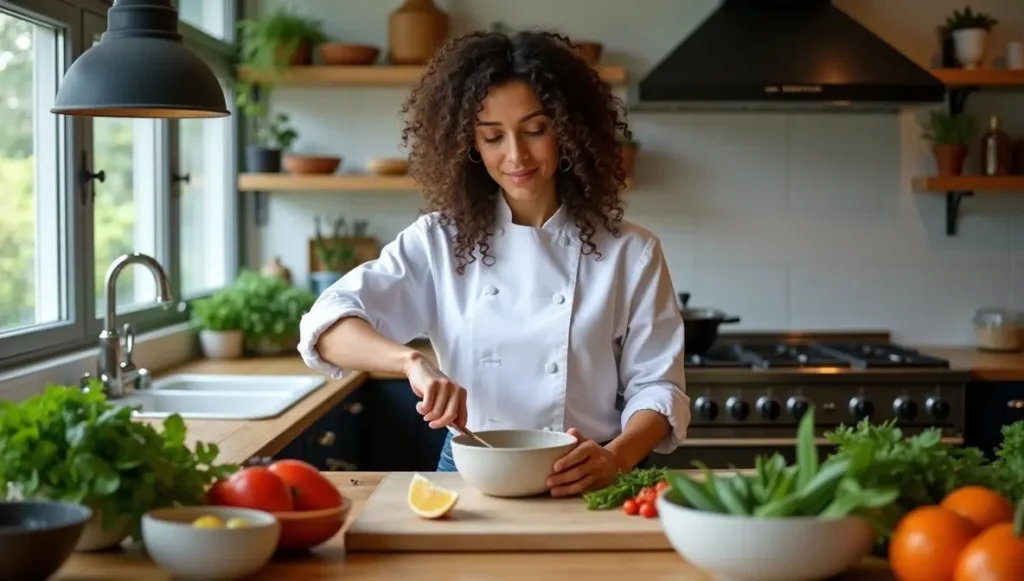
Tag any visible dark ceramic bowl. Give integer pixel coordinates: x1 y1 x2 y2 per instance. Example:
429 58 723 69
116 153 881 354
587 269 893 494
0 501 92 581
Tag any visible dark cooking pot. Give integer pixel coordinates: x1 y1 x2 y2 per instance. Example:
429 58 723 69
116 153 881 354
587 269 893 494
677 292 740 355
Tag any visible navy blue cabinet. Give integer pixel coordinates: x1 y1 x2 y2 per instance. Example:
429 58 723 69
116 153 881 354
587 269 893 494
273 389 365 471
965 380 1024 460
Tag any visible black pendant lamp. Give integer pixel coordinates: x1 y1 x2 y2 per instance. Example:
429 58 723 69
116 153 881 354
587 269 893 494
51 0 229 119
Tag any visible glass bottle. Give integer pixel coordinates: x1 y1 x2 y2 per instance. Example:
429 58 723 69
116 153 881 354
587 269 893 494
980 115 1011 176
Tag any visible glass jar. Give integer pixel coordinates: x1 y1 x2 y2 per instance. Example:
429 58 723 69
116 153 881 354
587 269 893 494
973 307 1021 352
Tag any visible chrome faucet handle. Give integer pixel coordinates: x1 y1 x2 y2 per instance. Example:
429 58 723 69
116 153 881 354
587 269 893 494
121 323 136 369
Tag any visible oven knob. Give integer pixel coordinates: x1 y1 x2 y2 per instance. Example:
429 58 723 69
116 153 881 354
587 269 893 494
727 397 750 420
694 396 718 420
787 396 810 421
756 397 781 421
893 397 918 421
926 397 951 421
848 397 874 421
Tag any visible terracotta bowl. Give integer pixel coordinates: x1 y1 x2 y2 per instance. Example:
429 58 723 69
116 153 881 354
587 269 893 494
282 154 342 175
271 497 351 552
318 43 380 66
366 157 409 176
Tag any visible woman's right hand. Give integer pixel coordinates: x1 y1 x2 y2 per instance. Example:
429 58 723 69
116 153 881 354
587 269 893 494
404 354 468 429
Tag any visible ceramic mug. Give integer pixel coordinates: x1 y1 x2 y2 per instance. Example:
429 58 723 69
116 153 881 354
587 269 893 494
1007 41 1024 70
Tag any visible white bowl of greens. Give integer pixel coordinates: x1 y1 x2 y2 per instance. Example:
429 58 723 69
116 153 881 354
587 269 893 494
657 408 898 581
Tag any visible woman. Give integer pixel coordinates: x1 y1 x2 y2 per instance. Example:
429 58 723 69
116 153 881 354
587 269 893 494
298 29 689 497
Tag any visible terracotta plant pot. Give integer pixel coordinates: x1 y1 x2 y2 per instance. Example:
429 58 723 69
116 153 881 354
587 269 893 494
282 154 342 175
318 43 379 66
388 0 449 65
277 39 313 66
933 144 968 176
572 41 603 65
619 142 638 178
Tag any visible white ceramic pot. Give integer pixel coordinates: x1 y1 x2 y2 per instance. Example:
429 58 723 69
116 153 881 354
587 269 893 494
75 510 131 552
199 329 245 360
656 494 875 581
953 28 989 69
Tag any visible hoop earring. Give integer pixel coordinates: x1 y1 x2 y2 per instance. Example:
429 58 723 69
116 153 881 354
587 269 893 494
559 156 572 172
468 148 482 163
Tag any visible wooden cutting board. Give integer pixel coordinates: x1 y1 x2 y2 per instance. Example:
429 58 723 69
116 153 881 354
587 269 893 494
345 472 670 552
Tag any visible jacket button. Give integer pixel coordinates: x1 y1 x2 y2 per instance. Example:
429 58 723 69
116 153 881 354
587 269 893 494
545 362 558 374
483 285 498 296
553 294 565 304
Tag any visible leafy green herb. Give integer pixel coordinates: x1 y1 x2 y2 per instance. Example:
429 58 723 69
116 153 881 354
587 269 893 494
664 407 900 521
0 384 238 540
583 467 667 510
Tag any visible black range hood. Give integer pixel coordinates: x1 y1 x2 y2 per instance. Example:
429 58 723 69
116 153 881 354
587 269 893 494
636 0 947 112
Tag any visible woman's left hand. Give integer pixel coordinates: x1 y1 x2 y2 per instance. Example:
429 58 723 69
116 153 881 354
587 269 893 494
546 428 620 497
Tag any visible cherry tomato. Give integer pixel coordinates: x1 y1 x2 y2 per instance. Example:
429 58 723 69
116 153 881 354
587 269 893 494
636 487 654 504
655 481 669 492
269 459 344 511
623 499 640 516
208 466 294 512
639 502 658 518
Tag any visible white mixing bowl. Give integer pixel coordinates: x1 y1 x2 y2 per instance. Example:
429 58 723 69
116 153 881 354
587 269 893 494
450 429 578 497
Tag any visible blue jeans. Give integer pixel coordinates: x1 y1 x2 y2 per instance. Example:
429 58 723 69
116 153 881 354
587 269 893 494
434 430 652 472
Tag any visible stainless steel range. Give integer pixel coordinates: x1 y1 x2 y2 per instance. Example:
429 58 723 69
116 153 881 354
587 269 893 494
650 331 969 470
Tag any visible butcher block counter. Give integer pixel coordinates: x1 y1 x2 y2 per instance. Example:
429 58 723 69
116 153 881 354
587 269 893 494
55 472 897 580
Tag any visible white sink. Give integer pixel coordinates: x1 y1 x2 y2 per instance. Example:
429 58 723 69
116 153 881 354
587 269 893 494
117 374 326 420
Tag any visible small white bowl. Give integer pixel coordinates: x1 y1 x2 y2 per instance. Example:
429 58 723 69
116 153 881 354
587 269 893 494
142 506 280 580
656 492 875 581
451 429 577 497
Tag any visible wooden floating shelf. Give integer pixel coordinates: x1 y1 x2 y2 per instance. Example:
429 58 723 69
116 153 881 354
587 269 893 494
930 68 1024 88
911 175 1024 193
237 64 628 87
238 173 634 193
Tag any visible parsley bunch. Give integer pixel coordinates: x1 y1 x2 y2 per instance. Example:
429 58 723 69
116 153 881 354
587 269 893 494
0 384 238 540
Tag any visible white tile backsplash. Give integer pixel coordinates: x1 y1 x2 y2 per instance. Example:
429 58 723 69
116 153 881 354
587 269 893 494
253 0 1024 346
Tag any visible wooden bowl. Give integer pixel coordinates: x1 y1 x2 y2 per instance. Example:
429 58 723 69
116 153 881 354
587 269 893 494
318 43 380 66
271 498 351 552
366 157 409 176
282 155 342 175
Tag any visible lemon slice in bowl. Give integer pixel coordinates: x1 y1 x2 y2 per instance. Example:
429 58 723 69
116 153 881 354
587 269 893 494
408 473 459 519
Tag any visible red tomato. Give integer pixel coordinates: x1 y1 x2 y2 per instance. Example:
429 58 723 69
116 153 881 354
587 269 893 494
623 499 640 516
269 459 344 511
209 466 294 512
655 481 669 492
639 502 658 518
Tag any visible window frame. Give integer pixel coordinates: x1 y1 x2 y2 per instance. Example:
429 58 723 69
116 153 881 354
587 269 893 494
0 0 241 370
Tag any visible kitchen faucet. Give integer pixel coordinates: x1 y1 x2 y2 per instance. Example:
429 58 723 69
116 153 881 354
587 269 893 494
82 253 174 398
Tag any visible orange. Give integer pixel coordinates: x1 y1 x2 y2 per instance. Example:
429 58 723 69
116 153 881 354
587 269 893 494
889 505 980 581
407 473 459 519
954 521 1024 581
941 486 1015 532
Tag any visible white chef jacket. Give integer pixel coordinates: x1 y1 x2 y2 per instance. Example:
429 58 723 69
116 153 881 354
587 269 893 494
297 196 690 454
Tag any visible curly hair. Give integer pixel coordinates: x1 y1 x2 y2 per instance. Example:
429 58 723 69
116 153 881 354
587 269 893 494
399 29 631 275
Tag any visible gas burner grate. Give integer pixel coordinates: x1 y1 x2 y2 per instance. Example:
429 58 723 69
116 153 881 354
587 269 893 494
686 344 753 368
816 343 950 369
735 343 851 369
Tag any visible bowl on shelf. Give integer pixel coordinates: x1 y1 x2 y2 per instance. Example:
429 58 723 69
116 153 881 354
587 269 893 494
656 491 875 581
450 429 577 497
272 497 352 552
318 43 380 66
142 506 280 580
282 154 342 175
0 501 92 580
366 157 409 176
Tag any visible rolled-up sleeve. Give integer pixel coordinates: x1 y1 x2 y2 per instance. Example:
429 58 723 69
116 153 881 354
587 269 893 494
618 237 690 454
297 216 436 378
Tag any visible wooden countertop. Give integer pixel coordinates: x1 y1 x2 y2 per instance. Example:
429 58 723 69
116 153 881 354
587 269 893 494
56 472 896 580
917 347 1024 381
138 357 368 466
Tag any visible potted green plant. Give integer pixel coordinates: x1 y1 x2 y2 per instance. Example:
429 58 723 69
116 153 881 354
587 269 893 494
942 6 999 69
237 7 328 76
241 108 299 173
919 109 977 176
229 270 316 356
190 289 245 360
310 216 359 295
0 385 236 551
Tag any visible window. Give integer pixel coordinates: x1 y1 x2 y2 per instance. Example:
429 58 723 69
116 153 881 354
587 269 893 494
177 0 233 42
178 84 236 297
0 9 68 342
0 0 240 369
